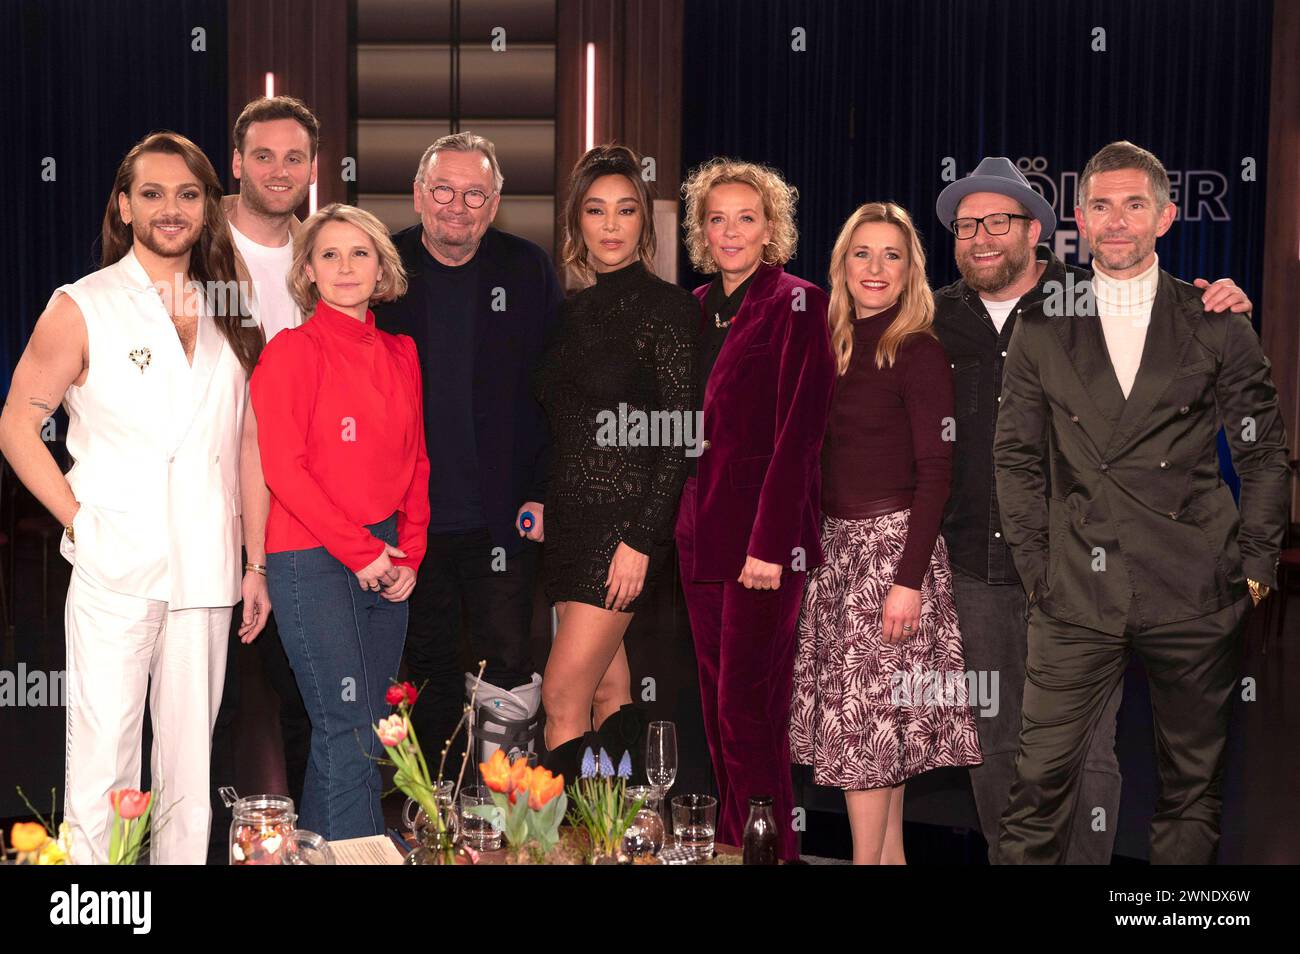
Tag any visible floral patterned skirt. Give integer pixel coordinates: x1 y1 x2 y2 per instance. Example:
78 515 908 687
790 509 983 789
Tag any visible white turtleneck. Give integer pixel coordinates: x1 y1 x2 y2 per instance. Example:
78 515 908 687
1093 254 1159 398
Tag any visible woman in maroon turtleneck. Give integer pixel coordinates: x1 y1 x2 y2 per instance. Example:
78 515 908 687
789 202 981 865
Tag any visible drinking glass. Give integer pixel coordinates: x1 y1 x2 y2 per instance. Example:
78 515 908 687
670 794 717 861
459 784 503 851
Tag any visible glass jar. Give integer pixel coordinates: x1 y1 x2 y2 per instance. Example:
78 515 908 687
229 794 296 865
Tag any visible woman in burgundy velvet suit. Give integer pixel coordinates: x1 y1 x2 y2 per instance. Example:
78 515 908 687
674 159 836 861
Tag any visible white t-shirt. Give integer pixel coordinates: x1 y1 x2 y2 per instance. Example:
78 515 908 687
230 221 299 342
980 296 1018 334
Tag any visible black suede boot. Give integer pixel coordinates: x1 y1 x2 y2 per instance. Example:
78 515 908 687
595 704 648 785
542 731 602 786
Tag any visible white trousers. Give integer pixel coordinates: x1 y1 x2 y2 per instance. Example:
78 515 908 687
64 566 231 864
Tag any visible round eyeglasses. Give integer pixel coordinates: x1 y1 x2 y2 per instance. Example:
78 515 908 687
426 185 492 209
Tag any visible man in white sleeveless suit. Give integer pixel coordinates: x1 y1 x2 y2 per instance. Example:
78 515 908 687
0 131 269 863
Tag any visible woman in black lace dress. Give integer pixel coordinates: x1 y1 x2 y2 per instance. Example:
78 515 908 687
534 145 697 780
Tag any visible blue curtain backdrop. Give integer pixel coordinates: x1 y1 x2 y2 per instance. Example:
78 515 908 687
3 0 229 395
681 0 1272 295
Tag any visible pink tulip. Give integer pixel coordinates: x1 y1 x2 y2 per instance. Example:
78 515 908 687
376 715 408 747
109 789 152 820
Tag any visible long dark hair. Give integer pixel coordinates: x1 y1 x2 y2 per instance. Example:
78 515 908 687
101 131 263 377
560 143 657 282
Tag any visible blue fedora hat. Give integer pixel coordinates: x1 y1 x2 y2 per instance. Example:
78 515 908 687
935 157 1056 240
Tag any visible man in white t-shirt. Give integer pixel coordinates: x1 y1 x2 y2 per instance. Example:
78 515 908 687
209 95 319 862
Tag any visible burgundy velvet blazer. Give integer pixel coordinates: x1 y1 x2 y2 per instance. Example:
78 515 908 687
687 263 836 582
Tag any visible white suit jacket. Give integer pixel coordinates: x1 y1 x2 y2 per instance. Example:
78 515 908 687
54 248 246 609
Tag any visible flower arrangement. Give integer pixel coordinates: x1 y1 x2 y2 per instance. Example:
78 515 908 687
5 785 161 865
467 748 567 856
566 747 645 862
372 663 485 864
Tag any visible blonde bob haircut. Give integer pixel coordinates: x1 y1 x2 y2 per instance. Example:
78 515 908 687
681 157 799 274
289 203 408 314
827 202 935 376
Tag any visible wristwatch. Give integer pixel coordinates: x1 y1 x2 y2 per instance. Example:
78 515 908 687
1247 579 1270 603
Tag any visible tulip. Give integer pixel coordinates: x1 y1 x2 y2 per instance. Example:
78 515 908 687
375 715 408 747
508 764 533 805
10 821 49 852
402 681 419 706
480 749 511 794
509 756 532 793
527 769 564 810
385 684 406 706
109 789 152 820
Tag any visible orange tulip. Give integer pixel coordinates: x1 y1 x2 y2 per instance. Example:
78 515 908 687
509 757 532 793
509 764 534 804
10 822 49 853
527 768 564 810
479 749 511 794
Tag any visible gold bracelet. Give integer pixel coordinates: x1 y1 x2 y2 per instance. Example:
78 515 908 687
244 562 267 576
1247 579 1270 602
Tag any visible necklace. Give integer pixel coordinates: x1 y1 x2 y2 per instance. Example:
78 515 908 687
713 312 733 329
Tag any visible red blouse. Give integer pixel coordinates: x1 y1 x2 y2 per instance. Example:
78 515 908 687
250 298 430 573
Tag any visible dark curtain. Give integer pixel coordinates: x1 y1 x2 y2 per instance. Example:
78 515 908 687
3 0 229 393
681 0 1272 304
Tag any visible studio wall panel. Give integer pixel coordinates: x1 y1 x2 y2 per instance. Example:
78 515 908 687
359 44 556 119
357 0 556 43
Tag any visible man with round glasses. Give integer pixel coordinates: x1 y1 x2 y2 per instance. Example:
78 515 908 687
931 155 1252 864
373 131 563 768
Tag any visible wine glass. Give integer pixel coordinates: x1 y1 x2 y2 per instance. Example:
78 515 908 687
646 721 678 830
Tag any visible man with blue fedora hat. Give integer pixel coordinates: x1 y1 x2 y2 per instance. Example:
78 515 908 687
931 154 1252 864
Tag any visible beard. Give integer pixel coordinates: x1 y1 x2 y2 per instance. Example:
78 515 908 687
1088 233 1154 273
242 178 309 218
956 237 1033 294
132 216 200 260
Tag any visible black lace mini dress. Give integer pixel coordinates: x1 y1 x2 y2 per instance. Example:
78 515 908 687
533 258 698 612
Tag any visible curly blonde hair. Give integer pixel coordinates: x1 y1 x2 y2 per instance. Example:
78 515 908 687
680 158 799 273
289 203 408 314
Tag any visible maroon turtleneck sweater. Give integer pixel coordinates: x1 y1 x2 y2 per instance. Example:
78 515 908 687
820 300 953 590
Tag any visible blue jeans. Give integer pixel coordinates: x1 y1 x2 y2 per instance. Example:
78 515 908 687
268 515 408 840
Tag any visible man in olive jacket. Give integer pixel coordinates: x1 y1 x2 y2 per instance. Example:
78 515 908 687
994 142 1291 864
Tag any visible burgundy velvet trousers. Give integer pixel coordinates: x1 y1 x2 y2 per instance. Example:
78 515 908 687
674 477 806 861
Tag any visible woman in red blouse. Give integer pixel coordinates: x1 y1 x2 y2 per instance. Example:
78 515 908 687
789 202 981 864
250 203 429 840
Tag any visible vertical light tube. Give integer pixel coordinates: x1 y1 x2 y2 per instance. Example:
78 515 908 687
585 42 596 151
